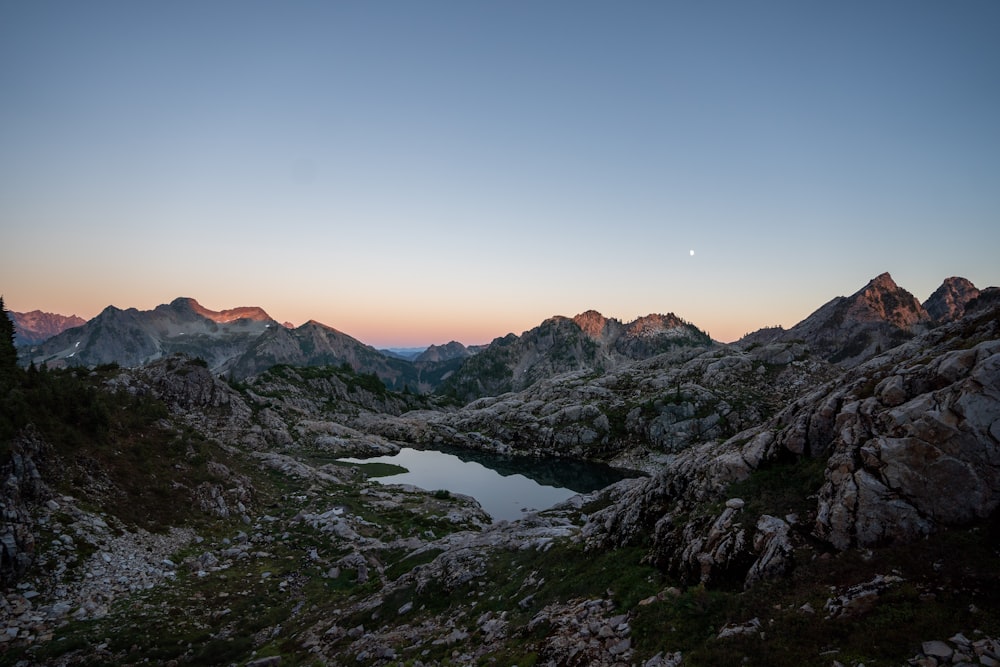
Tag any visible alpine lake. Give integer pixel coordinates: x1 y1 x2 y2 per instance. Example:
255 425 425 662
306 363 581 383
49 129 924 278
338 447 638 522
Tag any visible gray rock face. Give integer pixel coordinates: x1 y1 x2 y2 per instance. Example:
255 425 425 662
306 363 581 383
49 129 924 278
924 276 980 324
439 310 713 402
0 428 50 587
383 342 832 462
784 272 931 366
815 337 1000 549
20 298 274 372
584 300 1000 582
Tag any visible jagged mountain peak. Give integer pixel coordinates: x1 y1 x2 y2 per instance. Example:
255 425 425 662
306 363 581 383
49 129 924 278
625 312 687 336
785 272 930 365
10 310 87 346
571 310 611 339
416 341 472 363
840 272 928 329
570 311 695 343
865 271 898 291
439 308 713 402
923 276 980 323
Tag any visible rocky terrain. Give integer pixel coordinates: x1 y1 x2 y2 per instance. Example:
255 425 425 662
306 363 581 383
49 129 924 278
924 277 981 324
2 274 999 665
17 298 275 373
437 310 713 403
742 273 982 367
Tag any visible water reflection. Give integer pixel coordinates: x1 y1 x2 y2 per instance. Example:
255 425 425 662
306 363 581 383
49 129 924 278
339 447 639 522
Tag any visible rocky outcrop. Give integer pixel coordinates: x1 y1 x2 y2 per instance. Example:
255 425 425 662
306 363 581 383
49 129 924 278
815 336 1000 549
380 341 832 463
906 633 1000 666
0 428 51 588
584 299 1000 583
924 276 980 324
438 311 713 402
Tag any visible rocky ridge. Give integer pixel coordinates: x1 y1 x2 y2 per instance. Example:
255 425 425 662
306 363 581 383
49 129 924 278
438 310 713 402
18 298 276 373
583 297 1000 586
2 275 999 665
924 276 981 324
371 340 834 465
738 273 981 369
9 311 85 347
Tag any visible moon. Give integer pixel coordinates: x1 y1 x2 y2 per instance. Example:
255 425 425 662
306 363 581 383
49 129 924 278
689 249 695 256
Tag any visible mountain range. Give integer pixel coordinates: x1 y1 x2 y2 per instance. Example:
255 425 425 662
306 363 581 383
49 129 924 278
738 273 983 365
3 271 1000 665
12 273 993 397
9 310 86 346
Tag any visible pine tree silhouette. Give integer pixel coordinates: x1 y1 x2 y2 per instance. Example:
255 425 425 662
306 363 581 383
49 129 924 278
0 296 19 389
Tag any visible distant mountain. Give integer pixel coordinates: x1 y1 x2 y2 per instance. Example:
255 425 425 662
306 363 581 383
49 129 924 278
17 298 464 393
224 320 397 381
380 347 429 361
15 276 990 396
437 310 712 402
11 310 86 346
18 297 276 371
923 276 980 324
415 341 474 363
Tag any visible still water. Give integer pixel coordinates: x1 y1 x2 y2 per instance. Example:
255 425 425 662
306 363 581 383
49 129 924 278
339 447 635 522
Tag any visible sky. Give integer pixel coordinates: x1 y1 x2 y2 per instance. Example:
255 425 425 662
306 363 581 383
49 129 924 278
2 1 998 347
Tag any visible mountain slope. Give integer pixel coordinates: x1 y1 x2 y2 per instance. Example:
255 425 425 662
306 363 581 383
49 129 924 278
224 320 461 391
438 310 713 402
586 294 1000 581
14 298 465 392
11 310 86 346
414 341 474 363
923 276 980 323
18 297 276 371
779 272 930 365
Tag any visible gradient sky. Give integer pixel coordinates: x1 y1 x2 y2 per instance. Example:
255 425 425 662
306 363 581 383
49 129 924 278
2 1 998 347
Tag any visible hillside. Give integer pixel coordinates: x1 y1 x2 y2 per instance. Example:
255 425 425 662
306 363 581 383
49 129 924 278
2 282 999 665
438 310 713 402
739 273 982 367
17 298 276 372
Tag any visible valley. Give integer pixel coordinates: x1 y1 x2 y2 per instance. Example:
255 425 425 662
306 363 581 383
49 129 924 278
1 274 999 666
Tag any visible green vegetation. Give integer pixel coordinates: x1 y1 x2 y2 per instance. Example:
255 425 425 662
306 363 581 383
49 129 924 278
0 296 18 390
0 359 238 532
724 453 828 526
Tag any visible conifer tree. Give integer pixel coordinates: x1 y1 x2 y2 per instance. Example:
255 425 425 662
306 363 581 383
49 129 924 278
0 296 18 383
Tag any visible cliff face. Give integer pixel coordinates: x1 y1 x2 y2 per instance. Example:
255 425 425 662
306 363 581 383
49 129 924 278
783 272 931 365
0 428 50 588
923 276 981 323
